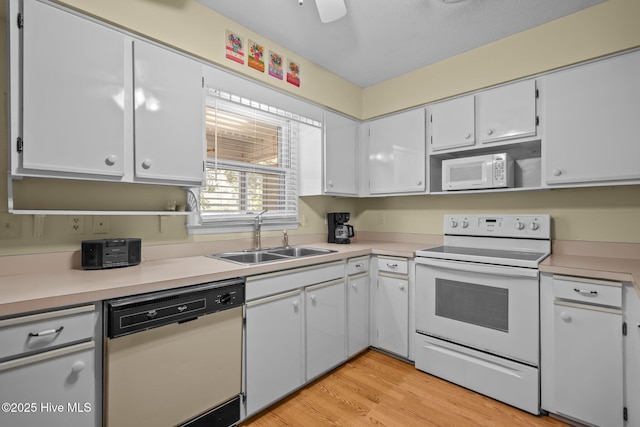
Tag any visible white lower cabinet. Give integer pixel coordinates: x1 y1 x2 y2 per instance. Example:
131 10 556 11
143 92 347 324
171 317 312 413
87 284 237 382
0 304 100 427
375 273 409 358
244 262 345 418
541 274 625 427
347 271 370 357
306 279 347 380
245 290 304 416
553 303 623 427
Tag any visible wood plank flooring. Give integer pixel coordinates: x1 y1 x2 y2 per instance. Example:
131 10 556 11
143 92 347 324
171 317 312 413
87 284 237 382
239 350 568 427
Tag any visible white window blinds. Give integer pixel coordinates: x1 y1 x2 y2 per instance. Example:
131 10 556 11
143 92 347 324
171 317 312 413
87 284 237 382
189 90 319 233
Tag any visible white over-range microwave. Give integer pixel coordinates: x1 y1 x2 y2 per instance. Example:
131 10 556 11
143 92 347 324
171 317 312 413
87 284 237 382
442 153 514 191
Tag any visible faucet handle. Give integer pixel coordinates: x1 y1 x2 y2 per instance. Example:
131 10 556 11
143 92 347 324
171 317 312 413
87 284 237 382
283 230 289 247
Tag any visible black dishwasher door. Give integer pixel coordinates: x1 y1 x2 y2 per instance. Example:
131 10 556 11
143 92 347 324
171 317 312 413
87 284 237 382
106 278 244 338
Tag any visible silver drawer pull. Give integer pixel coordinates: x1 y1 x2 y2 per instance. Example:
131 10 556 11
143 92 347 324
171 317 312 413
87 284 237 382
28 326 64 337
387 263 398 268
355 263 364 268
574 288 598 296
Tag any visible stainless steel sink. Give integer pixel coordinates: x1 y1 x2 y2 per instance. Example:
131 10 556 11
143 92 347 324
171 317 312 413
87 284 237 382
268 246 333 257
207 246 335 265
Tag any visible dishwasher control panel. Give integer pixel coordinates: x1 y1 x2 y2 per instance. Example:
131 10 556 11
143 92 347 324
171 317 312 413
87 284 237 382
106 278 245 338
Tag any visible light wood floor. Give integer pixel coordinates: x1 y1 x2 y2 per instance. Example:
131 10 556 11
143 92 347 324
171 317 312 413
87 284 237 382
239 349 568 427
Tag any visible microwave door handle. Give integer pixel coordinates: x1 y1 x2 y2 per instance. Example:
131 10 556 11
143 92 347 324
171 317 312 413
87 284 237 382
415 257 539 278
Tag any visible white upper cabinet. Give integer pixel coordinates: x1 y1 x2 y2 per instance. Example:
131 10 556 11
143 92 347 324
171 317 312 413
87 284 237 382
298 123 323 196
478 79 537 144
16 1 205 186
429 95 475 152
324 111 359 196
429 80 537 153
368 108 426 194
133 40 205 184
543 51 640 185
22 0 126 178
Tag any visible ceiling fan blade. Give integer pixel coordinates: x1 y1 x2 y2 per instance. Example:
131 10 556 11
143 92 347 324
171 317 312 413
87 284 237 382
315 0 347 23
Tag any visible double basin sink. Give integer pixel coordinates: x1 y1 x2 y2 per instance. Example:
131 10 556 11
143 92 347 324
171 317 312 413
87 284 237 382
207 246 336 265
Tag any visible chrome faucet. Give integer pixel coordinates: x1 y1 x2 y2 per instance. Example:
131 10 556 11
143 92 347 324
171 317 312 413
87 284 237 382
253 210 267 250
283 230 289 248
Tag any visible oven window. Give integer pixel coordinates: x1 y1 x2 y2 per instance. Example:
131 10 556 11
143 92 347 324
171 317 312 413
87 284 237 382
435 279 509 332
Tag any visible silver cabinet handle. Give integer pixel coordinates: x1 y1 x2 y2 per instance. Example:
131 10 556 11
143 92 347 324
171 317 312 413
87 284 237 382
355 263 364 268
574 288 598 296
28 326 64 337
387 263 398 268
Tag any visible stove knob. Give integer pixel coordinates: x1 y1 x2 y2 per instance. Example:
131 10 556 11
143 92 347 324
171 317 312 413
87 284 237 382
529 222 539 231
515 221 525 230
461 220 469 228
450 220 458 228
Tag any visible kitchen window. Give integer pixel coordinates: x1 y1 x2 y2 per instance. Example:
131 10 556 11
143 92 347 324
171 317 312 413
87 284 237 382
188 90 316 234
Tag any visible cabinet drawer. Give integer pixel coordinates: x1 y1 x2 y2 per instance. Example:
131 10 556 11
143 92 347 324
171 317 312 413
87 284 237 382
347 256 370 276
377 256 408 275
247 261 344 301
0 305 96 361
552 275 621 308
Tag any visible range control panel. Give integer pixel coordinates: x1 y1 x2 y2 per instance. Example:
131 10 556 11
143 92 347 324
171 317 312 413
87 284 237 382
443 214 551 239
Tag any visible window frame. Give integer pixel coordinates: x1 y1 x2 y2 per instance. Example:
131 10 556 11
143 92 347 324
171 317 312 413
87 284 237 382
188 90 317 235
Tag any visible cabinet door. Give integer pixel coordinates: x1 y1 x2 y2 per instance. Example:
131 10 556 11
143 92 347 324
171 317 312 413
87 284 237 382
478 79 537 144
0 344 97 427
133 40 205 185
553 303 623 427
245 291 304 416
376 275 409 358
429 95 475 151
22 0 126 177
347 273 370 358
369 109 426 194
544 52 640 185
306 280 346 380
299 123 323 196
324 111 359 195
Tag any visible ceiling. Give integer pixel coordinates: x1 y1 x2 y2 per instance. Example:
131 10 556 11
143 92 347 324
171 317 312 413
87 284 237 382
197 0 606 88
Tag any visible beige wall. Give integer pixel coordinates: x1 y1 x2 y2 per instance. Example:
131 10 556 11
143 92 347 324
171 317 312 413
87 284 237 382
2 0 640 256
363 0 640 119
354 186 640 243
54 0 362 118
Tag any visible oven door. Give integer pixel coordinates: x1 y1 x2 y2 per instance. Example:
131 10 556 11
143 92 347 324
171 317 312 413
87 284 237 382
415 257 539 365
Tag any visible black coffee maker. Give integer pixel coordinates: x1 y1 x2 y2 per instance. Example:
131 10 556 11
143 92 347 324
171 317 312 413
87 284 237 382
327 212 355 244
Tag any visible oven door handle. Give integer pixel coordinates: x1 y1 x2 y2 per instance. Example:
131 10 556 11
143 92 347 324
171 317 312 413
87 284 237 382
415 257 539 278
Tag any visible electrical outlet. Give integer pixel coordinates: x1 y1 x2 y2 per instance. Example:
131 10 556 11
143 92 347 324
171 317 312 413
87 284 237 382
67 216 84 234
93 216 109 234
0 214 21 239
377 212 386 225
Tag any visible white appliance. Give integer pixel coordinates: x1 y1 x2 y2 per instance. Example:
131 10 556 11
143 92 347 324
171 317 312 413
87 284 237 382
442 153 514 191
414 214 551 415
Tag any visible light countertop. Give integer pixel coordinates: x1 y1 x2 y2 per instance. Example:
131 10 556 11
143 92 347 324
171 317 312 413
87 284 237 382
540 254 640 294
2 236 639 318
0 240 427 318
